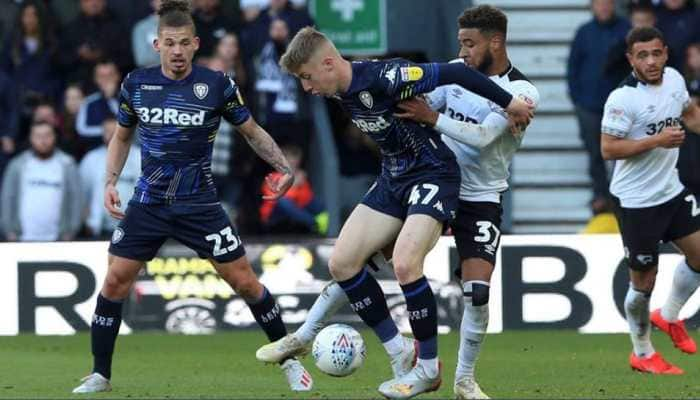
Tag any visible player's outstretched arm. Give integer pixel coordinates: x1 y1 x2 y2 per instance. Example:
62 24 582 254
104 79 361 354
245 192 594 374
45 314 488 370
395 98 507 149
601 127 685 160
236 117 294 200
104 124 135 219
436 63 533 126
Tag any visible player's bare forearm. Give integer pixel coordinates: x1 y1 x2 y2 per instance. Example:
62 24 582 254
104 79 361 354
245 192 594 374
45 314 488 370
237 117 292 175
682 102 700 133
105 124 135 186
601 133 658 160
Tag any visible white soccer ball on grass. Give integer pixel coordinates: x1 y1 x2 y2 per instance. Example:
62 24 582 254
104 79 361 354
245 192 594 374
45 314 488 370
312 324 366 377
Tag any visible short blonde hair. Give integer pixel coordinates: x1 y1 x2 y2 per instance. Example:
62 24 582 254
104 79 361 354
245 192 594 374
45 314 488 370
280 26 332 73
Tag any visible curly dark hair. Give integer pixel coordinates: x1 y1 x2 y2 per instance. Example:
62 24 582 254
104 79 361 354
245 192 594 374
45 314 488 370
158 0 195 33
626 26 665 52
457 5 508 38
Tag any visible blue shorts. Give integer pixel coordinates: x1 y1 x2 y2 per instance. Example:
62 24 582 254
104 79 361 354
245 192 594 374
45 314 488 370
361 172 459 223
109 201 245 263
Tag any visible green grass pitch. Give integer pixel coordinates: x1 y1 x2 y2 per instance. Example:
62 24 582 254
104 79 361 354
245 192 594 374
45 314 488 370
2 330 700 399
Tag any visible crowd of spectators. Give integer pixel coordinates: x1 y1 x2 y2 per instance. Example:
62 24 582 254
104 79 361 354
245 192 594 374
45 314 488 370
13 0 698 242
0 0 348 242
569 0 700 216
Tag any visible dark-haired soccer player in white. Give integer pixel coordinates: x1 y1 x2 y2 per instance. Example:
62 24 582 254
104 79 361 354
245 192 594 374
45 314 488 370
601 26 700 375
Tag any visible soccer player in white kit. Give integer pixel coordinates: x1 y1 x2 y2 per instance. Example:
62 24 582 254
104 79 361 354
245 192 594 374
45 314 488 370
601 26 700 375
256 6 538 399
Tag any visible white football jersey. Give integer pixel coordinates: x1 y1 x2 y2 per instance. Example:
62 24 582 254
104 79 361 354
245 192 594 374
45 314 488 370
426 62 539 203
601 67 689 208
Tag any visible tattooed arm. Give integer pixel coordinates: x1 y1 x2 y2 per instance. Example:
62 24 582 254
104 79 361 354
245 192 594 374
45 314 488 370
236 117 294 199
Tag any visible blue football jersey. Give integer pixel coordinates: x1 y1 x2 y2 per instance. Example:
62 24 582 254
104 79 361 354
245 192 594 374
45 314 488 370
341 59 458 178
118 65 250 205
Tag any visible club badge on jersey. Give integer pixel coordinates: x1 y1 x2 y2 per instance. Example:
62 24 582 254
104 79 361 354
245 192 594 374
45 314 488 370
193 83 209 100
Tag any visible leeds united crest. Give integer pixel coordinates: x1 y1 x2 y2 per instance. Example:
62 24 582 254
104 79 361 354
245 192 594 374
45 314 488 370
194 83 209 100
359 91 373 109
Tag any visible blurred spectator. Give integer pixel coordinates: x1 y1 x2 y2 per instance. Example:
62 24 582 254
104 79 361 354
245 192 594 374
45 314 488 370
679 91 700 195
1 122 81 241
32 100 61 132
0 1 20 46
654 0 700 70
79 118 140 239
605 2 656 85
686 43 700 91
0 69 18 179
241 0 307 22
59 83 85 158
48 0 81 28
132 0 161 68
240 0 269 23
214 33 248 92
260 144 327 235
567 0 629 213
107 0 154 30
76 60 120 157
679 45 700 195
254 18 306 146
30 98 83 159
1 0 61 122
243 0 313 57
57 0 132 90
193 0 242 58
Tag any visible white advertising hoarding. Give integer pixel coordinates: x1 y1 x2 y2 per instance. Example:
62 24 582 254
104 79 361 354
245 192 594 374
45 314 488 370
0 235 696 335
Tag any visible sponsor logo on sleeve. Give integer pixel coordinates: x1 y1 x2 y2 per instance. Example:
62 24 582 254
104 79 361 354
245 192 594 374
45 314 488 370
400 66 424 82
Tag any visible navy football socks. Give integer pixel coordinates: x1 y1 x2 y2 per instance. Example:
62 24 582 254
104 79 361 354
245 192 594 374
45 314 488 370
247 286 287 342
91 294 123 379
338 267 398 343
401 276 438 359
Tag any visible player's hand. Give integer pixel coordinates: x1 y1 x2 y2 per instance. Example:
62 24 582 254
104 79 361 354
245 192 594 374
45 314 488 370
263 171 294 200
104 183 125 220
507 119 526 136
656 126 686 148
394 98 439 126
505 97 534 129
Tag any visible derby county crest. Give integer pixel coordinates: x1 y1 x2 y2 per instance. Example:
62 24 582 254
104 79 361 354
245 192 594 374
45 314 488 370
194 83 209 100
359 91 373 109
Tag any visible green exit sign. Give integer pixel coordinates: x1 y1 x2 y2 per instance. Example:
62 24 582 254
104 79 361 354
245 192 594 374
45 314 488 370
310 0 387 55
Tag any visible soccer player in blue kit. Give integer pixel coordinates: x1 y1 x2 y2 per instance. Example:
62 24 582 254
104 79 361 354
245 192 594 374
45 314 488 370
258 27 532 399
72 0 313 394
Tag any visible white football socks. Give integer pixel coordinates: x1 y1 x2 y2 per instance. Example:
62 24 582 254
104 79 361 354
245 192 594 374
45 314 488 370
294 252 393 345
455 281 489 380
661 259 700 322
417 357 439 378
383 333 406 356
625 285 654 358
295 281 346 345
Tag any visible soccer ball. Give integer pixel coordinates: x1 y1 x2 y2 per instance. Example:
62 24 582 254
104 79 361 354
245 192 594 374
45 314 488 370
312 324 366 377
